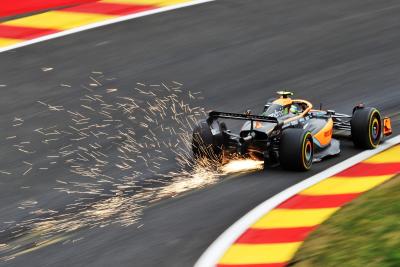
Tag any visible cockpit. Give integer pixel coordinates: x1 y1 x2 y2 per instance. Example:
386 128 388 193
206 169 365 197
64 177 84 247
261 91 312 120
261 103 289 118
262 103 303 118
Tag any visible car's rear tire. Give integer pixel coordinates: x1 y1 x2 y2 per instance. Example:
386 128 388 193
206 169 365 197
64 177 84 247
192 119 226 161
280 128 313 171
351 107 382 149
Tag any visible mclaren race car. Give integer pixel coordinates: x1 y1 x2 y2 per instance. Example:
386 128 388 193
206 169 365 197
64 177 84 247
192 91 393 171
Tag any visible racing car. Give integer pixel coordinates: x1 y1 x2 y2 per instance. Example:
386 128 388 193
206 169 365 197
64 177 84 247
192 91 393 171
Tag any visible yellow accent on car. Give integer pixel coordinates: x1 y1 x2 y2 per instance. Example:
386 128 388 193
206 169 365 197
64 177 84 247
301 133 312 169
368 110 380 148
273 97 292 106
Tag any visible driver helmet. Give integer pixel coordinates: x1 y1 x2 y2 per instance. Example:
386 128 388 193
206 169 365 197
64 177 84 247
290 104 299 114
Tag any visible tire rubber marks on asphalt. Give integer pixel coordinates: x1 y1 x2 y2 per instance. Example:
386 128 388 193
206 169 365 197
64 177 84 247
217 145 400 267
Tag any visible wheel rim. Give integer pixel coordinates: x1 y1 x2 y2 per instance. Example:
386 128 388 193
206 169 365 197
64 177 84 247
305 140 312 160
370 117 380 145
303 137 313 168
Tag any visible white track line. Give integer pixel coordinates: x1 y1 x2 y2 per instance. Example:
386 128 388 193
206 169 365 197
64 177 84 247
195 134 400 267
0 0 215 54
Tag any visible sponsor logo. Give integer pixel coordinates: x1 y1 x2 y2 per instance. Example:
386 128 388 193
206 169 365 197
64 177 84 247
324 129 332 137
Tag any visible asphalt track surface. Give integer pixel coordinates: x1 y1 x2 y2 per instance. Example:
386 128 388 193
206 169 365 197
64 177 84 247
1 0 400 266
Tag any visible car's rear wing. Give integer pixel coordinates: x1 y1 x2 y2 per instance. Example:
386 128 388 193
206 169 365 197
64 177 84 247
208 111 280 124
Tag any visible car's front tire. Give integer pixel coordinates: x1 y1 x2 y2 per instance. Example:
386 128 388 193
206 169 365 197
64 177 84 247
351 107 382 149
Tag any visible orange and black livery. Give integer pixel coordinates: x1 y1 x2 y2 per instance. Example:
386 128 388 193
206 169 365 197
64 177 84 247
192 91 393 171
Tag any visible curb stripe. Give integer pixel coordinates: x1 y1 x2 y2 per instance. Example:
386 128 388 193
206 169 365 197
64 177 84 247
219 243 302 265
101 0 191 5
0 0 97 18
0 0 215 50
251 208 339 229
2 11 115 30
0 37 21 46
276 194 360 209
62 2 156 15
300 175 394 195
0 25 59 40
337 162 400 176
195 135 400 267
364 145 400 163
236 227 316 244
217 263 286 267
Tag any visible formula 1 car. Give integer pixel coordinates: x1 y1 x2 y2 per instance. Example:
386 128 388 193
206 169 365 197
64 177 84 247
192 91 393 171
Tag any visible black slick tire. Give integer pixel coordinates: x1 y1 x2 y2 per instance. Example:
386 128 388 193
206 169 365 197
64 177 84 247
351 107 382 149
279 128 313 171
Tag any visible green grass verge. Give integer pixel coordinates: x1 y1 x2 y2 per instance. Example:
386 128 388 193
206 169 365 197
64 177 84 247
291 175 400 267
